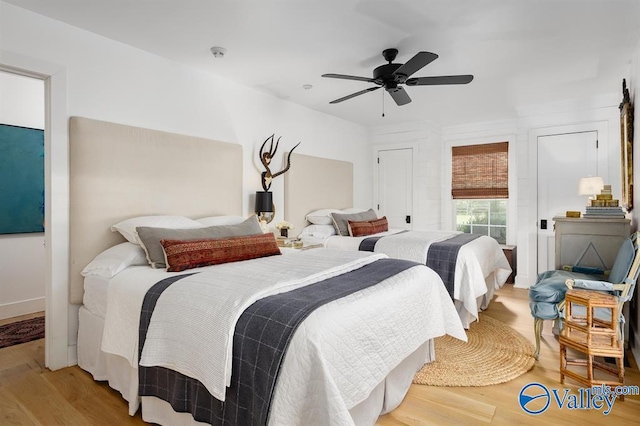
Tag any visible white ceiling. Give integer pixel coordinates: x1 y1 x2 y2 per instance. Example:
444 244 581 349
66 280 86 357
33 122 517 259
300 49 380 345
6 0 640 128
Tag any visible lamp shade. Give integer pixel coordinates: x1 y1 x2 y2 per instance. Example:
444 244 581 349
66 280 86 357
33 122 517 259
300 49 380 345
255 191 274 213
578 176 604 196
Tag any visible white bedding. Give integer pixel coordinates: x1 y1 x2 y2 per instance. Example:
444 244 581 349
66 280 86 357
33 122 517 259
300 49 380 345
322 230 512 327
96 248 466 424
82 274 111 319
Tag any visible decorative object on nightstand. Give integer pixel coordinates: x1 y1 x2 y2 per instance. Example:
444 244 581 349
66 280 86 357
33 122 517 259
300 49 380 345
276 237 304 249
275 220 293 238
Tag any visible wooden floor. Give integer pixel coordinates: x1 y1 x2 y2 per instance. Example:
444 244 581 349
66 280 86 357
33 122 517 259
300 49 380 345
1 286 638 425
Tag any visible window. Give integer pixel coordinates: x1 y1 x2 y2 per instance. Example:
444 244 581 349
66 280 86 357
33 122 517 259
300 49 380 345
452 142 508 244
456 199 507 244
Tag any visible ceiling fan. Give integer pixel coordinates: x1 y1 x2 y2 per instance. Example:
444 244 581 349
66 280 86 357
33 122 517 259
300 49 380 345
322 48 473 106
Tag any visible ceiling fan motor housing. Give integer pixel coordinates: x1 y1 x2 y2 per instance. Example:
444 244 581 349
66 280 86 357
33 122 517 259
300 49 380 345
374 49 410 86
373 63 403 82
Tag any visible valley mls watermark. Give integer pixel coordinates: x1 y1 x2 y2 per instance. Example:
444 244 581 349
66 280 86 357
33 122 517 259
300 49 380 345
518 382 639 415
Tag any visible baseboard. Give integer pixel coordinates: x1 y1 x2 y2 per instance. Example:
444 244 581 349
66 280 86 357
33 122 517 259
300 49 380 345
68 344 78 366
0 297 45 320
514 273 530 289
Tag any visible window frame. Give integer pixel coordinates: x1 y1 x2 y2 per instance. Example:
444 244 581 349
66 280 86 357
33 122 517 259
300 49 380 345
455 199 508 244
443 134 516 246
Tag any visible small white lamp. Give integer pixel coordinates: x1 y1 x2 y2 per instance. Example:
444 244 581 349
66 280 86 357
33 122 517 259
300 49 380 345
578 176 604 204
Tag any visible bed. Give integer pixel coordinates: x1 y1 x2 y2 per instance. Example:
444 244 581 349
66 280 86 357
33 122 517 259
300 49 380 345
70 117 466 425
284 153 512 328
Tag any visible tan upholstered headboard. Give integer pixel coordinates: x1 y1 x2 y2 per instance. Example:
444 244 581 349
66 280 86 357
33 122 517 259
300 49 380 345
69 117 243 303
284 153 353 234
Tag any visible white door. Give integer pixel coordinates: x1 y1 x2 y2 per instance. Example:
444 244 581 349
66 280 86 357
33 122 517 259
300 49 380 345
378 148 412 229
537 131 600 273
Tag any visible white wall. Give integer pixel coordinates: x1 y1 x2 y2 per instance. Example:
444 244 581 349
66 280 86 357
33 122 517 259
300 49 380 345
0 71 46 320
371 98 621 291
515 99 622 289
371 121 443 231
0 2 372 367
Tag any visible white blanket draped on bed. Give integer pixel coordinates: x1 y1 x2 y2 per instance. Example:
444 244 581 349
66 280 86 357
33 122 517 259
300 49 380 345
323 230 512 326
101 248 466 410
103 250 379 400
269 262 465 424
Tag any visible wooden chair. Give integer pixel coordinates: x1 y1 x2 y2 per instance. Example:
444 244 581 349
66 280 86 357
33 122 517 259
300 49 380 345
529 232 640 359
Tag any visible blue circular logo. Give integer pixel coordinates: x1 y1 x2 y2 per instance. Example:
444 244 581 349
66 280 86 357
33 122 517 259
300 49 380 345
519 382 551 415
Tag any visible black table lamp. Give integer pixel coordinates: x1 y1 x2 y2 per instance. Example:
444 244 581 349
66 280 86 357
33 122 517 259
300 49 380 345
255 191 274 223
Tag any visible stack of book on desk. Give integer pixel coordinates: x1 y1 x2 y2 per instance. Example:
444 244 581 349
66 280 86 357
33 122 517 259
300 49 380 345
584 206 626 218
584 184 625 218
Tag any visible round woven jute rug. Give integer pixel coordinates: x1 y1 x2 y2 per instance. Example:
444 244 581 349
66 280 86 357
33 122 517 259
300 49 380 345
413 314 535 386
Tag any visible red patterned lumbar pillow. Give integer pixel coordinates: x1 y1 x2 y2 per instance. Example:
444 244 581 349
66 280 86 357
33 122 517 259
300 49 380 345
160 233 281 272
348 216 388 237
370 216 389 234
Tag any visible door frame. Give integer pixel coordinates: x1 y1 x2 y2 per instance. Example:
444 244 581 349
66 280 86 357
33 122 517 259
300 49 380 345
1 51 70 370
527 121 612 286
372 142 418 228
536 130 605 274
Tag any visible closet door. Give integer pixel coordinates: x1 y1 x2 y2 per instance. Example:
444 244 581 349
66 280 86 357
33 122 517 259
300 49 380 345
378 148 413 230
537 131 601 273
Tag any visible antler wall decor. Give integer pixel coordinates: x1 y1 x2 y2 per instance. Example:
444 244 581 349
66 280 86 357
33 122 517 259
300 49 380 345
259 134 301 191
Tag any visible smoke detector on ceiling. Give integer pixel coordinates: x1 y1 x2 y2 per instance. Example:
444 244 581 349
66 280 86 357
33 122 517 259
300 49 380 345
210 46 227 58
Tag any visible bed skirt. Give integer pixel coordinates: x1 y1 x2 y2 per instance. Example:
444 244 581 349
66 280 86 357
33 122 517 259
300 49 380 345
77 305 434 425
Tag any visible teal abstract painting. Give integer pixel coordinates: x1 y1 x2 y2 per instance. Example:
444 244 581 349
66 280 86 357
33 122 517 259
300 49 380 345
0 124 45 234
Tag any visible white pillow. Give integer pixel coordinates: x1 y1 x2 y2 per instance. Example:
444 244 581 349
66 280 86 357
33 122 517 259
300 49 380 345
300 224 337 238
81 242 148 278
111 215 202 243
196 215 246 227
306 209 342 225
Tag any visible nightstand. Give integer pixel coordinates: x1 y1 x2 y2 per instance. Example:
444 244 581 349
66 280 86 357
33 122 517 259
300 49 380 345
277 238 303 249
500 245 517 284
276 237 321 251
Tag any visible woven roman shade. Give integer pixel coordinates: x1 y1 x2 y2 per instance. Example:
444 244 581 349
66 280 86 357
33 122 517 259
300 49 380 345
452 142 508 199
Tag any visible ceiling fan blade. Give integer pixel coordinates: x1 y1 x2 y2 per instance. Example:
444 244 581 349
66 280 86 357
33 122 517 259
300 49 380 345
392 52 438 79
388 86 411 106
322 73 376 83
329 86 380 104
406 74 474 86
